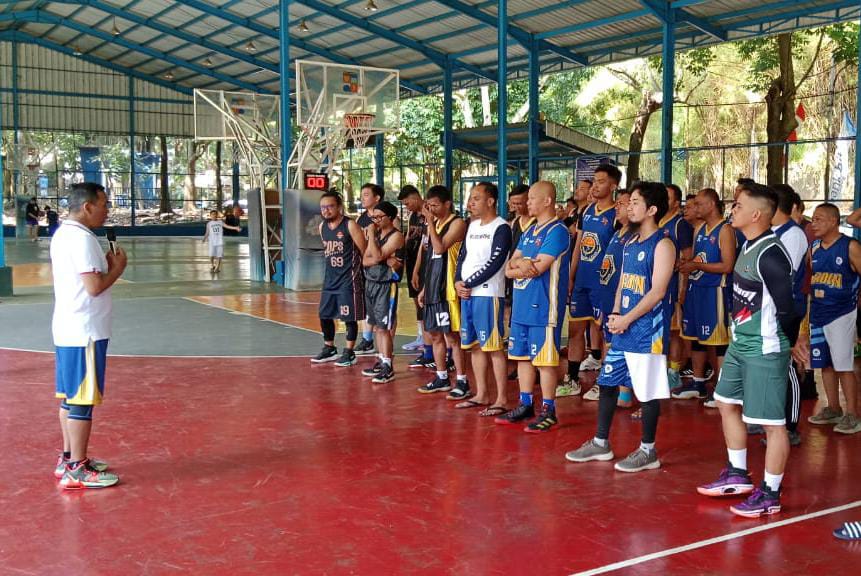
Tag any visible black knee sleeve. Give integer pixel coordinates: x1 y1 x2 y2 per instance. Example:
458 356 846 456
596 386 619 440
321 319 336 342
345 321 359 342
640 399 661 444
68 404 94 421
691 341 704 352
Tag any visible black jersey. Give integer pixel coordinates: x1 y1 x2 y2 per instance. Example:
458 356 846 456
423 215 461 305
321 217 363 293
365 230 400 284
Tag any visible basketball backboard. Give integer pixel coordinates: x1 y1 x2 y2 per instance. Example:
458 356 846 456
295 60 400 132
194 90 280 142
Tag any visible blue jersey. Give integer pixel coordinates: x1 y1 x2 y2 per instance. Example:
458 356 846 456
512 219 571 327
810 235 860 325
575 202 617 290
660 211 693 303
689 220 729 288
598 227 631 316
612 231 673 354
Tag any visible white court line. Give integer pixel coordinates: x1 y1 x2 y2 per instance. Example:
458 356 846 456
0 345 312 359
182 297 322 335
571 500 861 576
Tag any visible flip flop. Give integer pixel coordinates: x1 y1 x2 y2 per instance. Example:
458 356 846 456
455 399 488 409
834 521 861 540
479 405 509 417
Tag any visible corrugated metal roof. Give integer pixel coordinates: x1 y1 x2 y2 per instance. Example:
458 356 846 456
0 0 857 99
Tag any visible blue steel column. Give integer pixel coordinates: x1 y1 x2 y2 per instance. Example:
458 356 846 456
855 20 861 212
497 0 508 215
375 132 384 186
0 76 5 270
660 8 676 184
12 40 20 211
279 0 292 286
528 37 540 184
129 76 136 227
443 59 453 191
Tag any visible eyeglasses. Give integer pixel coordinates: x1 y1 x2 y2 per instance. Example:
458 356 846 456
370 215 386 221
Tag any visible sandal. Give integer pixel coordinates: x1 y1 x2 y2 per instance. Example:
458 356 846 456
834 521 861 540
455 399 488 410
479 405 509 418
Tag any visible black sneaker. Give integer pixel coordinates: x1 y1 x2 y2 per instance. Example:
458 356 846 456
417 377 452 394
680 367 694 378
362 360 383 377
423 358 437 370
445 379 471 400
311 345 338 364
372 363 395 384
354 338 376 356
705 367 715 380
409 355 427 369
524 406 558 433
494 403 535 425
334 349 357 367
446 357 455 372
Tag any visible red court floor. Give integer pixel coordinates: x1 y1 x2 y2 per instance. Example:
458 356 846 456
1 348 859 575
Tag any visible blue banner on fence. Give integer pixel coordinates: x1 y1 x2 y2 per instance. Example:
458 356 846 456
575 156 613 183
79 147 103 185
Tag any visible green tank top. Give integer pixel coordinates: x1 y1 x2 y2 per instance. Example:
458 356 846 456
731 234 790 356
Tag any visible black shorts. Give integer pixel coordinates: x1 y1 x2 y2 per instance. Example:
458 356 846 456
319 289 364 323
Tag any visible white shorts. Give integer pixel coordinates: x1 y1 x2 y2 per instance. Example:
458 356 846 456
209 244 224 258
811 309 856 372
598 348 670 402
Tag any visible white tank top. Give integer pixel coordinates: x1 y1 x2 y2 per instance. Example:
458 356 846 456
462 216 509 297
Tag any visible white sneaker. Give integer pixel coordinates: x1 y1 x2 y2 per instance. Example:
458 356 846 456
580 356 602 371
583 385 600 401
401 336 424 351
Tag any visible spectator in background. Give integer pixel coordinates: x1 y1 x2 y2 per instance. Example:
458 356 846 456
224 206 242 236
45 205 60 237
26 197 40 242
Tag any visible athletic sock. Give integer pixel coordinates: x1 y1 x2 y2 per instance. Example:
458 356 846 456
436 371 448 380
593 437 608 447
640 441 655 454
764 471 784 493
423 345 434 360
619 387 633 404
542 398 556 412
590 349 601 361
446 348 452 361
362 330 373 342
728 448 747 471
567 361 580 380
519 392 533 406
382 357 392 366
456 374 467 383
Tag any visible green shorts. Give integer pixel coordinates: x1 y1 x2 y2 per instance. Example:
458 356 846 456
714 346 790 426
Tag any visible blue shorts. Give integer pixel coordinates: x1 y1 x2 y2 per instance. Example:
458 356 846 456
461 296 505 352
319 289 364 322
569 285 602 323
681 284 729 345
598 347 669 402
55 339 109 406
811 310 856 372
508 322 562 367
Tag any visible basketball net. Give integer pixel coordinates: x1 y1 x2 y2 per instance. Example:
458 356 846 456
343 113 376 149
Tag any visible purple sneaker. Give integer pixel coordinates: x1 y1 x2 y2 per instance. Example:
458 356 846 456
697 464 754 497
730 483 781 518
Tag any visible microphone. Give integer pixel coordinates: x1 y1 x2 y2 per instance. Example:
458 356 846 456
106 227 117 254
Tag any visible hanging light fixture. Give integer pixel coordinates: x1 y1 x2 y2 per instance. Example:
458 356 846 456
365 0 378 11
203 56 213 67
164 70 175 80
111 17 121 36
72 45 83 56
298 19 310 33
244 40 257 53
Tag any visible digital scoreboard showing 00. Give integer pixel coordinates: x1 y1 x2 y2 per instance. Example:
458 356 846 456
304 172 330 191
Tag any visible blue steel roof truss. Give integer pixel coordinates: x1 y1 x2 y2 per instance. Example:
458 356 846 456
0 0 857 99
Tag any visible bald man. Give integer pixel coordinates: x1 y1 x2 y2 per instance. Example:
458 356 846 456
497 181 571 433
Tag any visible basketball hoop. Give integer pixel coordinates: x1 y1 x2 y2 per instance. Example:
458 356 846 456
343 113 376 148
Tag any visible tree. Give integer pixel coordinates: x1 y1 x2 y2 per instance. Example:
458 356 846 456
159 135 170 215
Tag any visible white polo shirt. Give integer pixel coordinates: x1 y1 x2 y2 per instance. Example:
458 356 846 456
50 220 113 347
